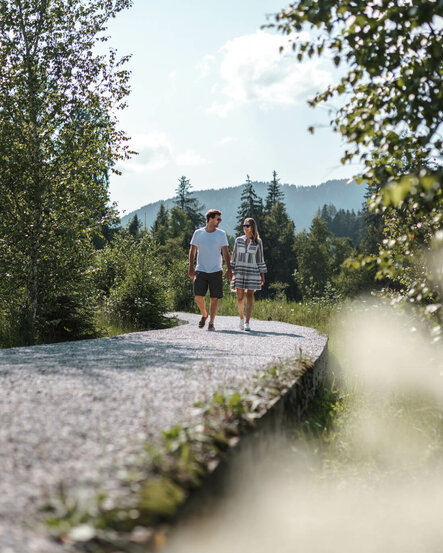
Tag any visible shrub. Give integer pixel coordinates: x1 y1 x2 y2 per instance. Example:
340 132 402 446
102 234 171 330
37 291 98 343
166 257 197 313
0 297 33 348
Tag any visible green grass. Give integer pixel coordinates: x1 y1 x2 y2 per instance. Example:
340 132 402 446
290 342 443 482
217 294 336 334
95 294 337 338
94 309 178 338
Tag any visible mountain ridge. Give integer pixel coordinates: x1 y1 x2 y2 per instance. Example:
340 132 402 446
120 178 367 236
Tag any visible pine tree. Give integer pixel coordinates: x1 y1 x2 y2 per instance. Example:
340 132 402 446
174 176 205 228
294 218 333 299
168 206 195 250
262 202 297 298
128 215 142 238
235 175 264 235
319 204 337 226
151 203 170 246
265 171 284 212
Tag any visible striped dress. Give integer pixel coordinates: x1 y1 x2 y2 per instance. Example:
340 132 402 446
230 236 267 291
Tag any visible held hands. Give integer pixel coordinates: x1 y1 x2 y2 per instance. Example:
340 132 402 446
226 268 233 281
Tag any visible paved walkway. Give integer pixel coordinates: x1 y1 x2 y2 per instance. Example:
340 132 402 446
0 313 327 553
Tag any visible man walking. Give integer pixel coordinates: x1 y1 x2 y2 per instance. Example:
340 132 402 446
188 209 232 331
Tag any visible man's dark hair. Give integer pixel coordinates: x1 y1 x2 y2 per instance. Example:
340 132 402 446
206 209 221 222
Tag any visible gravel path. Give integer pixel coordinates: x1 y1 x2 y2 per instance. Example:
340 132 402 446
0 313 327 553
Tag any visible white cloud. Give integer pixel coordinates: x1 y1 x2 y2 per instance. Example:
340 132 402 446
120 132 173 173
176 149 209 166
207 30 333 117
197 54 216 78
216 136 239 146
118 133 209 176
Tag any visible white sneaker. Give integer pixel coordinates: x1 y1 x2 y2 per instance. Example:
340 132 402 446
239 318 244 330
245 322 251 331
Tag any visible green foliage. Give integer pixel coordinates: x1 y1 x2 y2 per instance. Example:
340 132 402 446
294 219 332 299
95 233 172 330
0 0 132 345
138 478 186 518
297 382 344 440
319 203 365 246
151 203 198 312
0 293 33 347
293 217 364 301
37 291 98 344
271 1 442 177
168 206 196 250
166 257 197 312
95 205 199 330
271 0 442 335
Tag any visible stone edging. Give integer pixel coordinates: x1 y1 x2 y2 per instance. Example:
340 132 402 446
43 342 328 551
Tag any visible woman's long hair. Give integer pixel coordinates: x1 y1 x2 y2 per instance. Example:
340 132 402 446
244 217 260 245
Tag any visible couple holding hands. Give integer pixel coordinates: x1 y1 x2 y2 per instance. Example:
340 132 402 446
188 208 267 332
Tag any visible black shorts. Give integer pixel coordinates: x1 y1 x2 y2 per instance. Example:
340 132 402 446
194 271 223 299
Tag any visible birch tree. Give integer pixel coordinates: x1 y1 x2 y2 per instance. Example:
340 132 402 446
0 0 132 343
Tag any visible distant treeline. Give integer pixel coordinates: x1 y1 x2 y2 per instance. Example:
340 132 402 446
121 177 367 236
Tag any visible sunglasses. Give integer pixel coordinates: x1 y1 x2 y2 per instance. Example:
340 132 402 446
243 224 251 228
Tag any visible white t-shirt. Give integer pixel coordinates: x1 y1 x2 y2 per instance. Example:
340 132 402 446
190 227 228 273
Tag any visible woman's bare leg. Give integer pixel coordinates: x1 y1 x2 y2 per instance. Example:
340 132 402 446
236 288 245 319
245 290 254 323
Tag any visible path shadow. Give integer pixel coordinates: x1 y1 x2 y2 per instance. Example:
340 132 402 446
215 329 304 338
0 336 228 379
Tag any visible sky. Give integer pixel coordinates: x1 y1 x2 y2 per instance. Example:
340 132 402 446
105 0 356 216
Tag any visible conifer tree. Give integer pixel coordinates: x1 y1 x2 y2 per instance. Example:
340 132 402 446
262 201 296 298
235 175 264 235
265 170 284 212
174 176 205 228
151 203 170 246
128 215 142 238
294 218 333 299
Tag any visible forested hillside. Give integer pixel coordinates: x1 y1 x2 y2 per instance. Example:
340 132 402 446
121 178 366 235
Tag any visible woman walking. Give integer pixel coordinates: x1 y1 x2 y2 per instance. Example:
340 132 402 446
231 217 267 331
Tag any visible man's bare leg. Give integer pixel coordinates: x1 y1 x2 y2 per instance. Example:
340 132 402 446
245 290 254 323
209 297 219 324
195 295 208 317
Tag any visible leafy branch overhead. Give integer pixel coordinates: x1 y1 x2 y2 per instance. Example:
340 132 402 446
268 0 442 335
270 1 442 170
